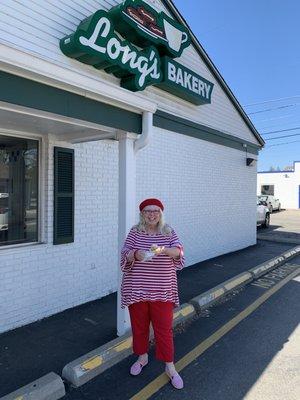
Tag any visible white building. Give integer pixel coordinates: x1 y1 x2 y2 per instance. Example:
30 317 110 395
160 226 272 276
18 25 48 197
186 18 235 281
0 0 263 335
257 161 300 209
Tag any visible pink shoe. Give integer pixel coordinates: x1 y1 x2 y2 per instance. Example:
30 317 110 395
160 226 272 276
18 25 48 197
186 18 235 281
130 359 148 376
165 368 184 389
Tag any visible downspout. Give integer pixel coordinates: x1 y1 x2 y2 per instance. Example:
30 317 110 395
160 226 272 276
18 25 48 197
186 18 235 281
134 111 153 152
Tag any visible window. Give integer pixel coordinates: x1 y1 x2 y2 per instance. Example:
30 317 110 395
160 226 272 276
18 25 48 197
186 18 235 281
0 135 38 246
261 185 274 196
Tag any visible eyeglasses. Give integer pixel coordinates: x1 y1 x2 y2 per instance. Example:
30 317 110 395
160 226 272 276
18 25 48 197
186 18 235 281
143 210 160 215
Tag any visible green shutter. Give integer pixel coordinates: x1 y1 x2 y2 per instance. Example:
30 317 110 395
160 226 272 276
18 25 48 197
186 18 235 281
53 147 74 245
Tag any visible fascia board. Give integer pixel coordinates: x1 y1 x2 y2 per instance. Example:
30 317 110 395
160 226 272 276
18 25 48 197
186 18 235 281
0 43 157 115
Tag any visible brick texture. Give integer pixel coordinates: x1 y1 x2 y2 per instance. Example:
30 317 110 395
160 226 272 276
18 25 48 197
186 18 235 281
136 128 257 266
0 130 257 334
0 139 119 333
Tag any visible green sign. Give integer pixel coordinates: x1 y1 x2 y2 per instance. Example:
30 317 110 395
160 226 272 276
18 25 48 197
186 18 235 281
60 0 214 103
60 10 162 91
158 57 214 105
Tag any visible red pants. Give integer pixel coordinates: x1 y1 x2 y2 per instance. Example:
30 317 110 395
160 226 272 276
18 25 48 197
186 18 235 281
128 301 174 362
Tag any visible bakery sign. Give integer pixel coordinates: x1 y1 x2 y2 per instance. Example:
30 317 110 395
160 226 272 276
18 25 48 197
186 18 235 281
60 0 214 105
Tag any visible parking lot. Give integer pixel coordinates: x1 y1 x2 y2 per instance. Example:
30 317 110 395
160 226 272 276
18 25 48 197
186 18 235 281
257 209 300 244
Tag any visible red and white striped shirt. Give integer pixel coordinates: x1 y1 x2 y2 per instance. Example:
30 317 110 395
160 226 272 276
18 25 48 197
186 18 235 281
120 226 184 308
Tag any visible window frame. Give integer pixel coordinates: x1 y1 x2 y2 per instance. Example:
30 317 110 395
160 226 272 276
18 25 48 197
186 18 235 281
261 184 274 196
0 130 46 250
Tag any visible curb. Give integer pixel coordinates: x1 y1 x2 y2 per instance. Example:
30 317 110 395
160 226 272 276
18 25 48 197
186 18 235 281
257 234 300 245
172 303 196 326
249 245 300 278
62 332 133 387
0 373 65 400
62 302 197 388
61 245 300 388
189 272 252 311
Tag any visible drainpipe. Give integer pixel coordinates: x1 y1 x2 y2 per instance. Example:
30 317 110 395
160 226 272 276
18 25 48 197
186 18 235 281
134 111 153 153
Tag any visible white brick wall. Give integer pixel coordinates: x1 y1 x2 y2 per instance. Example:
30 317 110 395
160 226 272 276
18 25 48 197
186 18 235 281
0 129 257 334
0 138 119 333
136 127 257 266
257 162 300 209
0 0 260 332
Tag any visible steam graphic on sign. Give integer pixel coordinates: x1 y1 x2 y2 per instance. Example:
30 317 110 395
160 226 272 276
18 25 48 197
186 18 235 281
110 0 191 57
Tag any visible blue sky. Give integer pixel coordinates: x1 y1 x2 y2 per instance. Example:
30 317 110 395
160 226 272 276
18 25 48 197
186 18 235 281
173 0 300 171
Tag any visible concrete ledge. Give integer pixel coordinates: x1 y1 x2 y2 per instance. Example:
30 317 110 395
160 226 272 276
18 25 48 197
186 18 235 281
0 372 65 400
249 246 300 278
257 235 300 245
173 303 196 326
189 272 253 312
189 286 225 312
62 331 133 387
223 272 253 291
62 303 196 388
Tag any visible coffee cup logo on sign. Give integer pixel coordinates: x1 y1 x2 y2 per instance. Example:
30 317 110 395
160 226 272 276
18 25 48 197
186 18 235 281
163 19 188 53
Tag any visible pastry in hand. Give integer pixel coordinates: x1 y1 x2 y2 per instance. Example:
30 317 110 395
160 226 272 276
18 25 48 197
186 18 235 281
150 244 165 255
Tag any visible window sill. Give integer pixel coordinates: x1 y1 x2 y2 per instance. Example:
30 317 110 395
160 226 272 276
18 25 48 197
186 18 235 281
0 241 47 253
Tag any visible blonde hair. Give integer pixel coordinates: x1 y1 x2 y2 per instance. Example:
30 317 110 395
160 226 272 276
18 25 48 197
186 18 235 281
135 210 172 236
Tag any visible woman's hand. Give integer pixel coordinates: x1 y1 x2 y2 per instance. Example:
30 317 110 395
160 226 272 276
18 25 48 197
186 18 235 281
127 249 146 262
162 247 181 259
128 248 181 262
135 250 146 261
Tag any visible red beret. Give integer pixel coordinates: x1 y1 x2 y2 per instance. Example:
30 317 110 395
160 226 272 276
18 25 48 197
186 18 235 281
139 198 164 212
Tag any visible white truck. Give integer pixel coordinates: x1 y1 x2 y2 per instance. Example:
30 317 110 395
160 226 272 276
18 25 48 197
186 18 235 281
258 195 281 213
257 200 270 228
0 193 8 232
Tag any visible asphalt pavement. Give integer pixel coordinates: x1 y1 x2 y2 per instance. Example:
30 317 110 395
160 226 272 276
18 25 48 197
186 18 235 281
151 274 300 400
257 210 300 244
0 240 296 398
58 258 300 399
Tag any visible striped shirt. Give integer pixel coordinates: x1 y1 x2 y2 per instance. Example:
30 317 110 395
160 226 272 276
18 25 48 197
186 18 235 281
120 226 184 308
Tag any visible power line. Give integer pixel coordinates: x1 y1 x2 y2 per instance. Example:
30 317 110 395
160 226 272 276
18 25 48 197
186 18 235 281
255 113 299 124
244 95 300 107
247 103 300 115
265 133 300 141
261 127 300 135
264 139 300 148
258 122 300 132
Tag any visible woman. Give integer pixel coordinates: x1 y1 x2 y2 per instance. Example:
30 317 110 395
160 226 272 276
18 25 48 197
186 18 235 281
120 198 185 389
